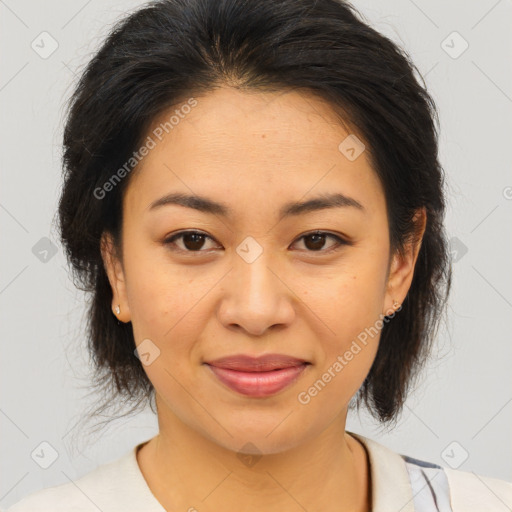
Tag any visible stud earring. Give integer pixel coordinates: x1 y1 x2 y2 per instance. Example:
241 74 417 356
383 299 402 318
114 305 120 315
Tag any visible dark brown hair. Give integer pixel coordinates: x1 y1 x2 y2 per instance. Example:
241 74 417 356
58 0 452 439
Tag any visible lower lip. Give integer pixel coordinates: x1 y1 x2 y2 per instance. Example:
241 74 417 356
206 364 308 397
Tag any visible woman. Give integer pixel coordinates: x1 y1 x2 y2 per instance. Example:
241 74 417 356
8 0 511 510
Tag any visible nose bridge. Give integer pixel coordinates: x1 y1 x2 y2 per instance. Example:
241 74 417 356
218 234 294 334
233 234 280 302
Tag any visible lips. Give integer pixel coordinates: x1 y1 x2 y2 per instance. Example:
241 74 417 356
204 354 310 397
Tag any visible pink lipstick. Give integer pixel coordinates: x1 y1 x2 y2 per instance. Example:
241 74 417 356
205 354 309 397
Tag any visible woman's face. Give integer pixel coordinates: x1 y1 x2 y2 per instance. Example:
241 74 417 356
102 87 422 454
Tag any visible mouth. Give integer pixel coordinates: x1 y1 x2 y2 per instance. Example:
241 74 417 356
204 354 311 397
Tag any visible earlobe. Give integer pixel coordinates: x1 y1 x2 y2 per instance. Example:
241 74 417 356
383 207 427 315
100 232 131 323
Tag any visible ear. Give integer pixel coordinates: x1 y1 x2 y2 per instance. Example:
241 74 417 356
383 207 427 316
100 231 131 323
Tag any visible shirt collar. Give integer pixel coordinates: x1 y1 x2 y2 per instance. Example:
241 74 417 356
348 431 415 512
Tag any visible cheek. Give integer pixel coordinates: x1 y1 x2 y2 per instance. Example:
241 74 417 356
123 241 218 353
122 240 181 339
296 273 385 412
306 256 387 336
298 251 388 382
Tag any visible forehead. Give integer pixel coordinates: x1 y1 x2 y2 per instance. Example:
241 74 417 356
124 87 384 220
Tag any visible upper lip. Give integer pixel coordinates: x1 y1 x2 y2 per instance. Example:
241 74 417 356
205 354 309 372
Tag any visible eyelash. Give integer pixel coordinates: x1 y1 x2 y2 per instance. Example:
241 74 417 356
163 230 351 255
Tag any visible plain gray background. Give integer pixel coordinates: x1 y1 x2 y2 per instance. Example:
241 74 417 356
1 0 511 508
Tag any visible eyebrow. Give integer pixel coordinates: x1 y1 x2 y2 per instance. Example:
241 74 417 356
148 191 366 220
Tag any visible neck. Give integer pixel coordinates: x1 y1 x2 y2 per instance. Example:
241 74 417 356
136 406 370 512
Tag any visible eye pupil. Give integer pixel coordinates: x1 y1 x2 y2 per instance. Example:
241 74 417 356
304 233 326 251
183 232 205 251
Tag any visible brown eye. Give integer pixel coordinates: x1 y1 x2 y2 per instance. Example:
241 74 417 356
292 231 349 253
164 231 218 252
304 232 328 251
164 229 350 255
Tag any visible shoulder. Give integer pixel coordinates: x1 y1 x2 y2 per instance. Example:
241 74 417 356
350 431 512 512
444 465 512 511
5 482 89 512
5 450 136 512
403 453 512 512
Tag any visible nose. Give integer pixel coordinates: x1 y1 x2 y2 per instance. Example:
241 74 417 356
216 247 296 337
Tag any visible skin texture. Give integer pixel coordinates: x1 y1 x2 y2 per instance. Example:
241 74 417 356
101 86 426 512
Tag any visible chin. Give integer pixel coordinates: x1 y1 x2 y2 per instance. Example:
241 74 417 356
197 413 317 457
